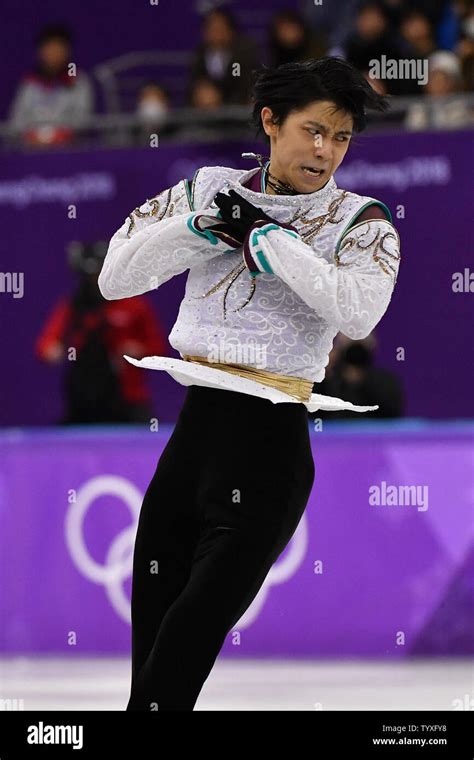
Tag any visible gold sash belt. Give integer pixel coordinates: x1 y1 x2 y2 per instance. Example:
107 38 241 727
182 354 313 402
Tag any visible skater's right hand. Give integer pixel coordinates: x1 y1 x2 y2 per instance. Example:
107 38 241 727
188 211 243 250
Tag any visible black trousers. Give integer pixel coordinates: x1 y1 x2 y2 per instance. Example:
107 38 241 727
126 384 315 710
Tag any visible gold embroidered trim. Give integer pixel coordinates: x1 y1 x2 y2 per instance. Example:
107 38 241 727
182 354 313 402
337 218 401 249
193 260 257 320
336 222 401 280
192 191 355 318
287 191 350 244
126 188 176 237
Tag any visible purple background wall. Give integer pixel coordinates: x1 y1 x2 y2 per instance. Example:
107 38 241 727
1 422 472 656
1 130 472 425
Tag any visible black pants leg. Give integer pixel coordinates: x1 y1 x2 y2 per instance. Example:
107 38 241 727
126 385 315 710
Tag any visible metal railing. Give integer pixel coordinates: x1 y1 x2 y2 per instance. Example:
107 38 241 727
92 50 194 114
1 95 473 153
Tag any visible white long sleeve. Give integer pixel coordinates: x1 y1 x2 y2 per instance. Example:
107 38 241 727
98 184 235 300
242 218 401 340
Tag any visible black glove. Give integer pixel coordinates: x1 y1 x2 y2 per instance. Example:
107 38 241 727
213 189 277 245
189 211 245 249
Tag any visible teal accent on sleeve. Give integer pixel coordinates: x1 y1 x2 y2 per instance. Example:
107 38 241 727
359 200 392 223
249 222 301 274
282 228 300 239
255 222 300 241
186 214 219 245
184 178 193 210
190 168 200 210
336 200 393 254
256 251 274 273
261 161 270 192
250 228 274 274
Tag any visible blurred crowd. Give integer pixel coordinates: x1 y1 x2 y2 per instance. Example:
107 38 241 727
6 0 474 148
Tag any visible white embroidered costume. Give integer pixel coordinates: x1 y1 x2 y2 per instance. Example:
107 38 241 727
98 160 401 413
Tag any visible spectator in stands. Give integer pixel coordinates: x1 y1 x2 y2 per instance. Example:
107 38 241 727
176 77 239 141
304 0 451 58
176 75 250 142
137 81 170 124
190 76 225 109
133 81 172 144
8 23 94 147
343 1 422 95
399 9 437 58
303 0 362 52
456 0 474 90
404 0 452 31
310 333 404 420
35 241 168 424
405 50 473 128
187 8 259 105
267 9 326 68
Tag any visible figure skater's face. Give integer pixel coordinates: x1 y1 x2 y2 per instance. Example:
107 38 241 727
261 100 353 193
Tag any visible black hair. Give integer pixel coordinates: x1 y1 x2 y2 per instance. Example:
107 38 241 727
250 56 390 142
36 23 73 47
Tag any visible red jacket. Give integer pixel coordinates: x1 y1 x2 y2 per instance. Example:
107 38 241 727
35 295 168 404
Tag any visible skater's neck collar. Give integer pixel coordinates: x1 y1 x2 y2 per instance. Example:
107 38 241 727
230 163 338 207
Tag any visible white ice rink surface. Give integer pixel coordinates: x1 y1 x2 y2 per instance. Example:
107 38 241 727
1 657 473 711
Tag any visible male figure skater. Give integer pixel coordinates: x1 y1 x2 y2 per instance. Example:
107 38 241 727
99 57 401 710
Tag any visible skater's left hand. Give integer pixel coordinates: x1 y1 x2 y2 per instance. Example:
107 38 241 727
213 190 277 245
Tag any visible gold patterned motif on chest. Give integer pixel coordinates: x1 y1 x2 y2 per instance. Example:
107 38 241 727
288 191 350 244
193 260 255 320
190 190 356 320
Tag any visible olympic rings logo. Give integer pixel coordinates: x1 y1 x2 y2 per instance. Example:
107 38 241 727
65 475 308 629
65 475 142 624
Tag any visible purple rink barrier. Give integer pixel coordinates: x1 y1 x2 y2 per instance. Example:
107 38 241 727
0 420 473 657
1 129 473 427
